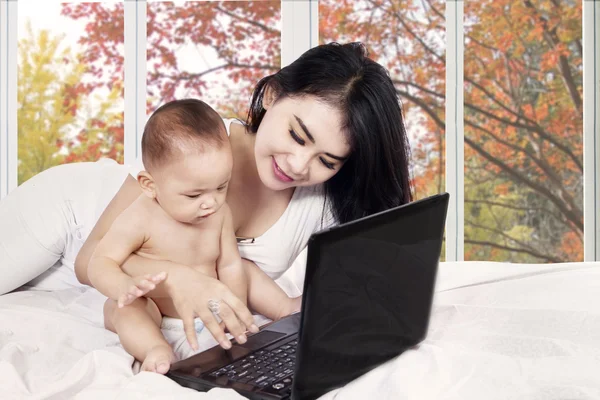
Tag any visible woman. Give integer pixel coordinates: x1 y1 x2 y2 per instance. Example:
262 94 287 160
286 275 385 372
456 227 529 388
0 42 412 352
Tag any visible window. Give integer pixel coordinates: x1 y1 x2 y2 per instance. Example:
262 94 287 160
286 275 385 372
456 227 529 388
320 0 447 259
146 1 281 120
17 1 124 184
1 0 597 262
464 0 583 262
320 0 586 263
320 0 446 202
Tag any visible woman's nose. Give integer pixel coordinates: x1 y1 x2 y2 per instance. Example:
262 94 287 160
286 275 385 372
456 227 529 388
288 153 311 178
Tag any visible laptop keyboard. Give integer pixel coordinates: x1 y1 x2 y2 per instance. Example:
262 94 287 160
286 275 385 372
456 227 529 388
207 335 298 394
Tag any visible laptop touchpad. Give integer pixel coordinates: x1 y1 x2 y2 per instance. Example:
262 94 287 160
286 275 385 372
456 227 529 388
238 330 285 350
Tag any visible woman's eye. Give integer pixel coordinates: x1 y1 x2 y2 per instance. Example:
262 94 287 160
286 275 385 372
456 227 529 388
289 129 305 145
320 157 335 170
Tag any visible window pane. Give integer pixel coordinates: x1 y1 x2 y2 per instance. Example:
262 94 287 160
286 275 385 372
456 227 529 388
146 1 281 119
464 0 583 262
320 0 446 259
17 1 124 185
320 0 446 203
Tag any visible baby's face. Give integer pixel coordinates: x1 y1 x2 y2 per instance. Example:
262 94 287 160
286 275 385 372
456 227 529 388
152 146 233 224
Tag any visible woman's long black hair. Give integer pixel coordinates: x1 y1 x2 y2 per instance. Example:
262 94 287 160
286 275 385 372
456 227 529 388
246 42 413 224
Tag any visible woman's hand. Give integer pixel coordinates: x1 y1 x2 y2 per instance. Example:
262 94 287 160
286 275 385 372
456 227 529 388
164 265 259 351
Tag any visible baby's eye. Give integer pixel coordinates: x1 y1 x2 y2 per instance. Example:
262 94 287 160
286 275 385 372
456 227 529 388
217 185 227 192
185 194 200 199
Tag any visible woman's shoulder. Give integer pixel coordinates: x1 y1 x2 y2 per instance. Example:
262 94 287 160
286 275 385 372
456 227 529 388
221 117 245 137
239 184 334 280
289 185 337 229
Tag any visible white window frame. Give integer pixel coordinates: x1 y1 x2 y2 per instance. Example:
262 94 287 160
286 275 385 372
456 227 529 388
1 0 598 261
125 0 146 165
584 0 600 261
281 0 316 67
445 0 464 261
0 0 17 199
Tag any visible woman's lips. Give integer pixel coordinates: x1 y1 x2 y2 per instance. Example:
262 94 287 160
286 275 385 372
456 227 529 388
272 157 294 183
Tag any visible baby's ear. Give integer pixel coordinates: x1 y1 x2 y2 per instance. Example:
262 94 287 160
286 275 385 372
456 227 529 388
137 171 157 199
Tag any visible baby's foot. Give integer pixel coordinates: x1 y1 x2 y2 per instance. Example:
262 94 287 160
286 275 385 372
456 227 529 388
141 345 175 374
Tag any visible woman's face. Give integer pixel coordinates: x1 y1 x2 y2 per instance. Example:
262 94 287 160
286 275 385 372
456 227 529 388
254 94 352 191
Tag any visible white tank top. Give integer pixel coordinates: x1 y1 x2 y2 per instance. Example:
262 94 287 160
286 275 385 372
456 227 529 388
130 118 336 279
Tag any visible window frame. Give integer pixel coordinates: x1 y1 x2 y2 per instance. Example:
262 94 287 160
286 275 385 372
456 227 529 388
0 0 17 199
1 0 597 261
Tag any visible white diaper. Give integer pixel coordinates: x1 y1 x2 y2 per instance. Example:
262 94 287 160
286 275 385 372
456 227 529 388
160 314 271 361
160 316 216 361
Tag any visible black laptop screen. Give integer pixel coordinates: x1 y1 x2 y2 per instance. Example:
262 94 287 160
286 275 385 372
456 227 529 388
292 194 448 399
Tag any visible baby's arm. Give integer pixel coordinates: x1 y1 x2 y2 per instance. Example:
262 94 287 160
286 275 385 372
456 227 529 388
216 205 248 305
88 202 165 307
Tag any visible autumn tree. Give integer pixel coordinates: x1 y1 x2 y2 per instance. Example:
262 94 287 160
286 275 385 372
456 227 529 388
61 1 280 118
17 22 123 184
320 0 582 263
60 0 582 262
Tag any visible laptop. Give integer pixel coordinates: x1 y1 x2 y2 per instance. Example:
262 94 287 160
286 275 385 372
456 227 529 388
166 192 449 400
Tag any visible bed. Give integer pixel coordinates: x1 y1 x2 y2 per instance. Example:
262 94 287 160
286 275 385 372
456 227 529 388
1 260 599 399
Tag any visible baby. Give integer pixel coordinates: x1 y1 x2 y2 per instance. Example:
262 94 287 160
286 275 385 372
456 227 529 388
88 99 298 374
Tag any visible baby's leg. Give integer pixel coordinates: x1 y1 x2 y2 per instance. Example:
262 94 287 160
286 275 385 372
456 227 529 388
104 297 174 374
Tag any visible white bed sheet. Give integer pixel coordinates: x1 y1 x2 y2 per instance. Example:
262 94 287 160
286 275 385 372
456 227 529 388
1 261 599 400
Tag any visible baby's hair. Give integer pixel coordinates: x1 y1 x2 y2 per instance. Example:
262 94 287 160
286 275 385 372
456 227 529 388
142 98 227 171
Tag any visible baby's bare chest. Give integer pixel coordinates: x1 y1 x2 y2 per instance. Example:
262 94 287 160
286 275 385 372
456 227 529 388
137 216 222 268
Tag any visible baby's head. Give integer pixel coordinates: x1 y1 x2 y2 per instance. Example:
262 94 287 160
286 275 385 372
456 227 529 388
138 99 232 224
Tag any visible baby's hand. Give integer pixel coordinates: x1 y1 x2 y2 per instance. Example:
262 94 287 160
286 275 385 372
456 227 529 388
117 272 167 308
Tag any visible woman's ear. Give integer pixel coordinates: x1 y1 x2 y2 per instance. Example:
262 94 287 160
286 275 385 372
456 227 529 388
137 171 157 199
262 83 277 110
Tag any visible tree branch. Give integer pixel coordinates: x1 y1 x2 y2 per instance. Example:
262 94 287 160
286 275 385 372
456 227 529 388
395 88 445 128
213 5 279 35
381 0 582 174
465 198 564 221
523 0 582 113
396 68 582 174
464 239 563 263
465 135 583 232
464 118 582 218
149 62 278 82
393 79 444 99
464 100 583 172
465 77 524 122
465 33 502 54
467 218 541 254
425 0 445 22
372 0 445 64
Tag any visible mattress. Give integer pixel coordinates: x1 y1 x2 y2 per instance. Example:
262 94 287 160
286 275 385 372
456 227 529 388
1 261 599 399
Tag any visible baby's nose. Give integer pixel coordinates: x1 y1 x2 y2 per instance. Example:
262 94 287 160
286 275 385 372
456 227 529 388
201 197 216 209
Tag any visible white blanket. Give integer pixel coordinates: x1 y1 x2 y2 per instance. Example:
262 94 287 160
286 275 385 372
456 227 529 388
1 261 599 399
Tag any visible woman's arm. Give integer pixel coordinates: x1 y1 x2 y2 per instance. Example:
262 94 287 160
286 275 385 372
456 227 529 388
75 175 214 296
243 259 301 321
75 175 142 286
216 205 248 305
87 207 147 302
